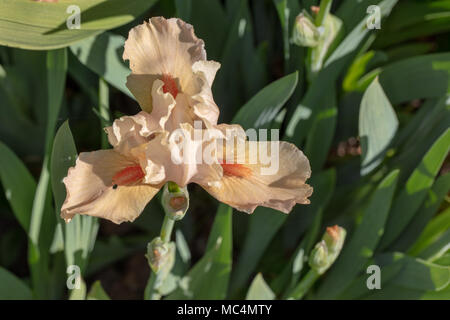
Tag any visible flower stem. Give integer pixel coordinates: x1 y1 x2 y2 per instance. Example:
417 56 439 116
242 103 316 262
144 214 175 300
287 269 319 300
160 214 175 243
315 0 332 27
307 0 333 82
144 182 189 300
98 78 111 149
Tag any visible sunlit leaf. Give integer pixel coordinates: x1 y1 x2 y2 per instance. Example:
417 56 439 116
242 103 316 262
233 72 298 129
51 121 99 272
70 32 132 98
379 129 450 250
379 53 450 104
359 78 398 175
0 0 158 50
316 170 399 299
246 273 275 300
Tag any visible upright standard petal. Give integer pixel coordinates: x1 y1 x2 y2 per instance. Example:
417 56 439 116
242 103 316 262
61 150 160 224
123 17 220 125
195 125 313 213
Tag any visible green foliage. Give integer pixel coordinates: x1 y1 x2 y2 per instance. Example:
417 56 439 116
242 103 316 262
0 267 32 299
0 0 158 50
167 204 232 299
51 122 99 272
70 33 132 98
359 79 398 175
0 142 37 232
87 281 111 300
246 273 275 300
316 170 399 299
379 129 450 250
233 72 298 129
0 0 449 301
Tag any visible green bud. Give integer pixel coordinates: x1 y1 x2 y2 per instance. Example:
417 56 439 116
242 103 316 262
146 237 175 275
162 182 189 221
323 225 346 254
292 12 321 47
309 240 328 273
308 225 346 275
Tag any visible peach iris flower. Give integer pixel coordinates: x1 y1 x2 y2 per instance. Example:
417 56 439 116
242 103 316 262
61 17 312 224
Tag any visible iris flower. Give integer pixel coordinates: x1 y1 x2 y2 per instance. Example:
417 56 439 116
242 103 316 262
61 17 312 224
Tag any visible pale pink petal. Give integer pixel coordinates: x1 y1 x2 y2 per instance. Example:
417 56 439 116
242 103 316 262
151 79 179 129
192 60 221 88
61 150 160 224
123 17 220 121
189 60 221 125
140 123 221 187
105 111 157 156
123 17 206 76
195 124 313 213
124 17 205 107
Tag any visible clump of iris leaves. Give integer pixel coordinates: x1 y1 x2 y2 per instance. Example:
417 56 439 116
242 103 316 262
0 0 449 300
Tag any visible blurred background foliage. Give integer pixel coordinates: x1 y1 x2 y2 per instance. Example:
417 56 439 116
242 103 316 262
0 0 449 300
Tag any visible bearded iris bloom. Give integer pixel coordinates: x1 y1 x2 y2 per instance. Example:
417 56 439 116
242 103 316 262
61 17 312 224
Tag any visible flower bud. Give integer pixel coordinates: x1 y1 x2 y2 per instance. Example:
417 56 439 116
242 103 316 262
146 237 175 274
308 225 346 275
309 240 328 272
292 12 320 47
323 225 346 254
161 182 189 221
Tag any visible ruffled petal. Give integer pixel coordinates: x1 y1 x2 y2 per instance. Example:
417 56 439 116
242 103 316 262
192 60 221 88
188 61 221 125
105 111 157 156
61 150 160 224
124 17 206 109
124 17 206 76
123 17 220 122
140 122 221 187
196 125 313 213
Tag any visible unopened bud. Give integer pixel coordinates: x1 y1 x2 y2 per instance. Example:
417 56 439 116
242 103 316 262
146 237 175 274
323 225 346 254
162 182 189 221
311 6 320 15
292 12 320 47
309 240 328 272
308 225 346 275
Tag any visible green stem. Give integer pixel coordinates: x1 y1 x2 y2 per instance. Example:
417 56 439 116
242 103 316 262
160 215 175 243
145 213 176 300
315 0 332 27
307 0 333 82
98 78 111 149
287 269 319 300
